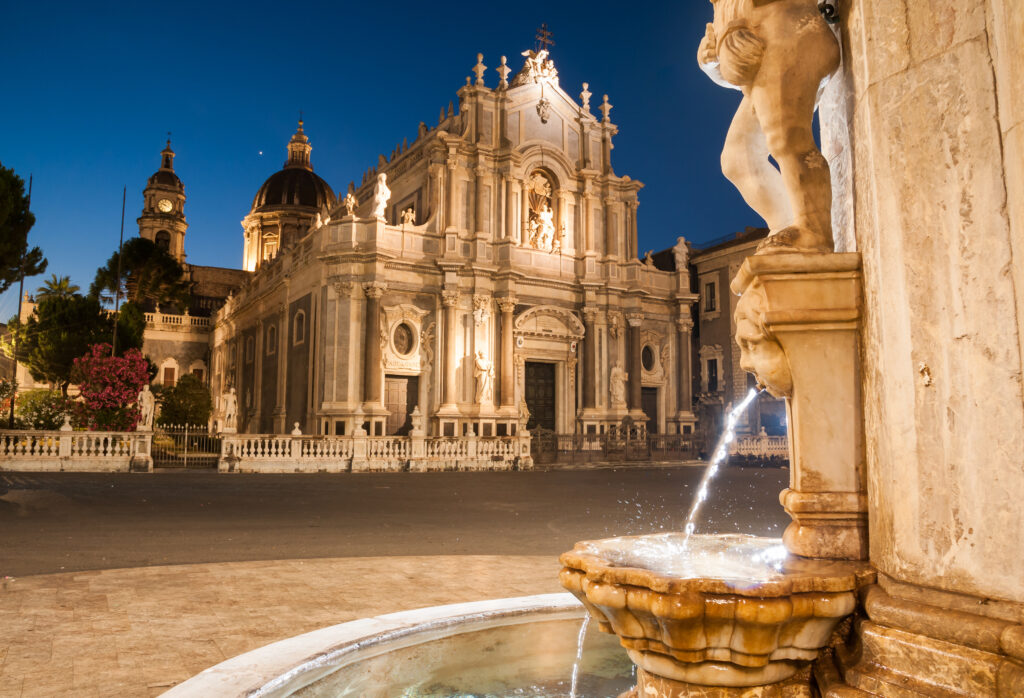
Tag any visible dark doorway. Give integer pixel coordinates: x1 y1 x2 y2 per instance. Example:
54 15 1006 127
524 362 556 431
642 387 659 433
384 375 419 435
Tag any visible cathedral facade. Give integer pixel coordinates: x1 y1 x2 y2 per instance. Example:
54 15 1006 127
208 49 698 438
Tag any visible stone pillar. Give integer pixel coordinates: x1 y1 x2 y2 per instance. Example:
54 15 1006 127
731 254 867 561
441 288 460 407
626 313 643 411
445 158 457 232
604 199 616 259
676 311 694 416
363 283 385 406
582 307 597 409
498 297 516 408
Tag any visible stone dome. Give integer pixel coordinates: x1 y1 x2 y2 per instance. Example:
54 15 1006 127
251 168 336 213
250 120 336 214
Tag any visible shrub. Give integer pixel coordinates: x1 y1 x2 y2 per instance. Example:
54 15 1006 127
71 343 150 431
157 374 212 427
15 389 74 430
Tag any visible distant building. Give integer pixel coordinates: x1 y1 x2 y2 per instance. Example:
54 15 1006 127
688 227 787 447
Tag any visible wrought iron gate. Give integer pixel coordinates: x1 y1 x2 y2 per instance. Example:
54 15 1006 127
152 425 222 469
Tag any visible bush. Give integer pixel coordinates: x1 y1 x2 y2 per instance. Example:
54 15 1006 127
157 374 212 427
15 389 74 430
71 343 150 431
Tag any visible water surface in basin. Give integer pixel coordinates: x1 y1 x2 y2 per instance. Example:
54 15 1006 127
578 532 788 584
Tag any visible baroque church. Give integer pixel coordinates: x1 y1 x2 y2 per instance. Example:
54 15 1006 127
140 46 704 439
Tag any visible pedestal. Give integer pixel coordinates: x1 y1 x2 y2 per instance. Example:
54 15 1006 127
731 253 868 561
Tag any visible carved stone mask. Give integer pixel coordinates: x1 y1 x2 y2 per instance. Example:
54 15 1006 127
734 283 793 398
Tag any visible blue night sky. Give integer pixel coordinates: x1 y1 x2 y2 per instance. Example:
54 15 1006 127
0 1 758 321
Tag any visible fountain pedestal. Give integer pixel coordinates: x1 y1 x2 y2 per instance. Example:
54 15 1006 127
731 253 868 561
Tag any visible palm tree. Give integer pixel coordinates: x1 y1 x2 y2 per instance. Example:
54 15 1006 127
36 274 79 301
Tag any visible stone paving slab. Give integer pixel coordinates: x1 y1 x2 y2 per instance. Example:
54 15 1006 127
0 555 563 698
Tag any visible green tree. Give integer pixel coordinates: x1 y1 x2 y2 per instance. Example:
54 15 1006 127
91 237 190 308
3 295 144 396
36 274 80 302
15 389 73 430
0 163 47 294
157 373 212 427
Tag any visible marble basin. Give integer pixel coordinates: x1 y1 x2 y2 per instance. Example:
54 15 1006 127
559 533 875 689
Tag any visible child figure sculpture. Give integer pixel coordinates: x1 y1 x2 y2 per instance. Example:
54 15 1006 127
698 0 840 254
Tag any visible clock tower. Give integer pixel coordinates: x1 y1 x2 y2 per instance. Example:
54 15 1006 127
138 139 188 263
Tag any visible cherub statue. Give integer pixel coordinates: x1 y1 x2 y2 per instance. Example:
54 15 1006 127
401 207 415 226
698 0 840 254
371 173 390 219
343 192 358 217
734 281 793 397
644 250 655 267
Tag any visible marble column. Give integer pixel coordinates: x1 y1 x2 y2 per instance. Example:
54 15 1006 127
441 288 460 406
498 297 516 408
363 283 385 405
445 159 458 232
627 314 643 411
676 311 694 415
582 308 597 409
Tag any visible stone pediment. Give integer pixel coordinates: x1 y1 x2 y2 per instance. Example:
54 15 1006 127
514 306 584 341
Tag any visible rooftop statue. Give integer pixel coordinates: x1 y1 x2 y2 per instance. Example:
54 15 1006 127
372 173 390 220
698 0 840 254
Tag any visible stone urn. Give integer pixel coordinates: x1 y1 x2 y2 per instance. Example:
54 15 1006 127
559 533 874 695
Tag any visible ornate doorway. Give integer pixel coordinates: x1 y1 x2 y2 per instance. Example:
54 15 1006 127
642 387 659 433
384 375 419 435
524 362 556 431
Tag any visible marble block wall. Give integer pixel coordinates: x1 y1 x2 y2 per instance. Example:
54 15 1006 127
821 0 1024 604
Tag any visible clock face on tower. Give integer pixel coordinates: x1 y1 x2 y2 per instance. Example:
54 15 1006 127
157 198 173 213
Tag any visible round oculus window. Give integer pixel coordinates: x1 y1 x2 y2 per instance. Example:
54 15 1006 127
393 323 415 356
641 345 656 372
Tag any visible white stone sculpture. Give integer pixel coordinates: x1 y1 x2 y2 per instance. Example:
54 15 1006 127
474 351 494 404
343 192 358 217
644 250 655 267
222 387 238 432
401 207 415 226
137 385 155 431
734 281 793 398
610 362 628 407
698 0 840 254
673 236 689 270
371 173 390 219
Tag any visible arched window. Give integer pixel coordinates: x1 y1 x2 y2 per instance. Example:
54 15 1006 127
266 325 277 355
155 230 171 252
293 311 306 346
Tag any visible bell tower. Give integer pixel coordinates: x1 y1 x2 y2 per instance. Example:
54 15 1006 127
138 138 188 263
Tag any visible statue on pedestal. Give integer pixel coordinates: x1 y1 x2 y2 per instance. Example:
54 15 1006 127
698 0 840 254
474 351 494 404
221 387 238 432
610 362 628 407
136 385 155 431
372 173 390 219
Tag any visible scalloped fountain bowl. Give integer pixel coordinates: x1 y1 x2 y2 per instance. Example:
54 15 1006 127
559 533 875 691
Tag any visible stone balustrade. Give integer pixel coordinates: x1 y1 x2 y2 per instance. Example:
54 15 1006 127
729 431 790 460
144 311 212 330
0 430 150 472
219 432 532 473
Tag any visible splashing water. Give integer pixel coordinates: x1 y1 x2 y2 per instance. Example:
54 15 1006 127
681 388 760 548
568 614 590 698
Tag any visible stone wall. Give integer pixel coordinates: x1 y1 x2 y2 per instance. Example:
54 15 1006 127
823 0 1024 603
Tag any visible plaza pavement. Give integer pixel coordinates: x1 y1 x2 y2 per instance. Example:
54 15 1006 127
0 555 563 697
0 466 790 697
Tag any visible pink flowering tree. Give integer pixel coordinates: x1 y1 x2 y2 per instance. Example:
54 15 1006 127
70 343 151 431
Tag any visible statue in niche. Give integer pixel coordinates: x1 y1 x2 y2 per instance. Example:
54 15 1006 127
734 281 793 398
525 171 557 251
610 362 628 407
222 387 238 431
371 173 391 219
136 385 155 431
401 207 415 226
474 351 494 404
697 0 840 254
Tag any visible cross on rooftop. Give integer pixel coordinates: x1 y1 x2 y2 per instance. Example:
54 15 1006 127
535 23 555 53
